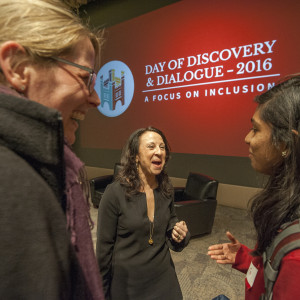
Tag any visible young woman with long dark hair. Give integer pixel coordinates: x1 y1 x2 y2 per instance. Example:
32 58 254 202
208 75 300 299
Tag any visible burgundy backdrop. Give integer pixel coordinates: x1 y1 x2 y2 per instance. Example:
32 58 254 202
80 0 300 157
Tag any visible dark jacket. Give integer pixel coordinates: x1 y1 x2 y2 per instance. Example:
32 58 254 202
0 92 87 299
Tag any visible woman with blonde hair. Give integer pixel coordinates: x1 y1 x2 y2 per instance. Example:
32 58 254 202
0 0 104 298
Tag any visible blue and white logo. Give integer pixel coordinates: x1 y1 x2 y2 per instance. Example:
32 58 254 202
95 60 134 117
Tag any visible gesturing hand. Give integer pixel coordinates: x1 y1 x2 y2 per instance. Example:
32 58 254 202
172 221 188 243
207 231 241 264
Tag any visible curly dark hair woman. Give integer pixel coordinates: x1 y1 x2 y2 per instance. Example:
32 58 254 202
116 126 173 199
97 126 190 300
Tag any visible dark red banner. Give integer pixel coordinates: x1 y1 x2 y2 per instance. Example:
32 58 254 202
80 0 300 157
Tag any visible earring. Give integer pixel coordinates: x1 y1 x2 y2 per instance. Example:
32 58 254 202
20 86 25 91
282 150 287 158
136 161 139 171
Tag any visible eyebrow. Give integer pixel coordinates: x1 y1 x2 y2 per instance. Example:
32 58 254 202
251 118 260 127
146 142 165 146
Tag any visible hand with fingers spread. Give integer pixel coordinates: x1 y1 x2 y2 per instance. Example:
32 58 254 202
207 231 241 264
172 220 188 243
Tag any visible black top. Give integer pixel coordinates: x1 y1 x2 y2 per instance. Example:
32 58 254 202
96 181 190 300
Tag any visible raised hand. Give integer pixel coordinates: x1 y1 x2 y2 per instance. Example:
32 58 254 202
207 231 241 264
172 220 188 243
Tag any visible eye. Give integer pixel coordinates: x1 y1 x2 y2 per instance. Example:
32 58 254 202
147 144 155 150
251 127 258 134
160 145 166 150
82 74 90 85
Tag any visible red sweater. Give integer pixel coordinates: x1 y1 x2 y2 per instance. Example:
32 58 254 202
233 244 300 300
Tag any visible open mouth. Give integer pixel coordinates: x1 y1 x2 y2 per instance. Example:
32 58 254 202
152 161 162 167
71 111 85 121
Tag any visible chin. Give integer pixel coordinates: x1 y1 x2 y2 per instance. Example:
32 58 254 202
152 169 163 176
252 165 269 175
65 134 76 145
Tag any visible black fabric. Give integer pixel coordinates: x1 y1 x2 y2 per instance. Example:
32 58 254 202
96 181 189 300
0 93 86 299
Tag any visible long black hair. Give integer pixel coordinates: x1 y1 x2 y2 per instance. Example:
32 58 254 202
116 126 173 199
250 75 300 255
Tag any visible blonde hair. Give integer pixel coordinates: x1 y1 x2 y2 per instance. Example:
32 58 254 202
0 0 103 82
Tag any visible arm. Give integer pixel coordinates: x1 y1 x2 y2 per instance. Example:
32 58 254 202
96 183 119 299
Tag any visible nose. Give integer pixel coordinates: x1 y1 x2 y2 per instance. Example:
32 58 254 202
154 146 162 155
245 130 251 145
88 90 101 107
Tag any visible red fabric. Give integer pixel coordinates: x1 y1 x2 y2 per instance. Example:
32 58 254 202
233 244 300 300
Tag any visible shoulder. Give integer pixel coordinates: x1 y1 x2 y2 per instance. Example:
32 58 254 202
104 180 124 195
100 181 125 208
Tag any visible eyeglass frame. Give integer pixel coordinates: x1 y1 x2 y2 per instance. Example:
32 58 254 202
51 56 96 95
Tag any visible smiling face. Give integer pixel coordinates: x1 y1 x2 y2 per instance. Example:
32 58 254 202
245 107 283 175
136 131 166 181
25 37 100 144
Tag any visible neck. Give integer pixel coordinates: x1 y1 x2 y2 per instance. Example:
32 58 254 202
139 171 158 191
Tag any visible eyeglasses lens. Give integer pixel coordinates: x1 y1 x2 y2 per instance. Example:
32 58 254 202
89 72 97 94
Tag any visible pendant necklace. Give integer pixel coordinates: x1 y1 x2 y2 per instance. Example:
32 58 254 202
149 219 154 245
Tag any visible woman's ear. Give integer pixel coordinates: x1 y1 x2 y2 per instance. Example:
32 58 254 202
0 41 28 92
281 130 299 158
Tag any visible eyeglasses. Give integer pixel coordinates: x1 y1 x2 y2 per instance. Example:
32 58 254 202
51 56 96 95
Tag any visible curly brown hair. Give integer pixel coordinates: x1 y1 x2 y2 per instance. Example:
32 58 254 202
116 127 173 199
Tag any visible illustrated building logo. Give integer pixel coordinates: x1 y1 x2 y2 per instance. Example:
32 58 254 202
95 60 134 117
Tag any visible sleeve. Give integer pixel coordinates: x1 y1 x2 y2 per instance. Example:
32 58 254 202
96 183 120 300
272 249 300 300
232 244 253 274
166 196 191 252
